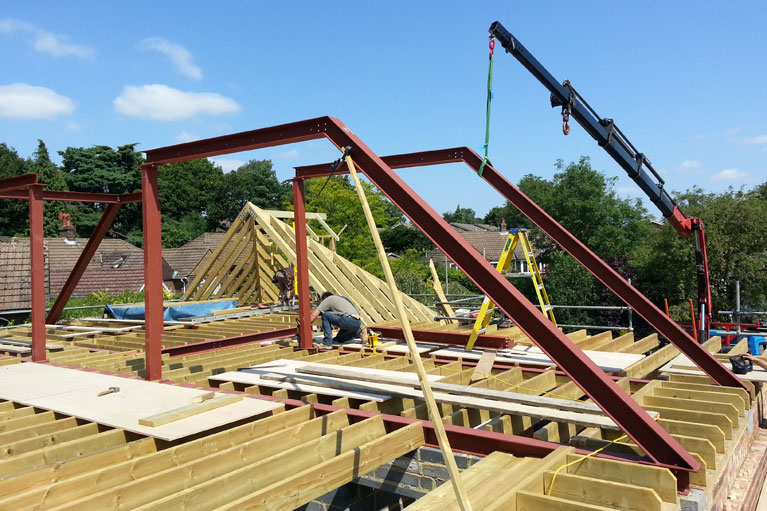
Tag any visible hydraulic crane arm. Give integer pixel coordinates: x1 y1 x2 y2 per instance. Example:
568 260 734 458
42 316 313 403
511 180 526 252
488 21 711 339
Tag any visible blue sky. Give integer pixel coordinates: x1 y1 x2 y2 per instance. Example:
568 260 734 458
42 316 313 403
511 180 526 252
1 2 765 220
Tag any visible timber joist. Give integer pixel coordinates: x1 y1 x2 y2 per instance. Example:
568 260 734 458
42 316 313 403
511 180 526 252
0 397 424 511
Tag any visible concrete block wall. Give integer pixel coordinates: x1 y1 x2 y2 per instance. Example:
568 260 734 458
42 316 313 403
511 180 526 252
299 446 482 510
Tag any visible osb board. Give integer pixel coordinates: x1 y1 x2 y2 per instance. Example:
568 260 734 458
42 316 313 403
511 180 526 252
0 362 282 441
429 345 643 372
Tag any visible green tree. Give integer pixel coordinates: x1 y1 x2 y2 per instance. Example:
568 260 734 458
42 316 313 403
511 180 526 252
157 159 224 246
29 140 73 236
635 185 767 313
304 175 403 271
60 144 144 239
0 143 29 235
380 224 434 254
443 204 480 224
209 160 290 228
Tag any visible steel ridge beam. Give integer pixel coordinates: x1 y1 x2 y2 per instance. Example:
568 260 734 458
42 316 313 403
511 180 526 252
46 203 123 324
161 327 298 357
297 146 747 392
0 190 143 203
375 326 509 349
143 117 697 471
0 173 38 194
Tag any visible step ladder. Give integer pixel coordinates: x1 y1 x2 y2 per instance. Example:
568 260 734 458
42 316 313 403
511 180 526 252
466 228 556 350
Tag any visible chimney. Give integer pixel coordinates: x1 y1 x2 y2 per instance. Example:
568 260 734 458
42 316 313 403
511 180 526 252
500 218 507 233
58 212 75 241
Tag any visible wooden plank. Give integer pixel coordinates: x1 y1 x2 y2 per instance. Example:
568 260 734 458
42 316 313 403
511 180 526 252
517 491 619 510
618 334 660 354
138 395 243 427
565 454 678 504
653 386 746 416
47 410 350 511
641 395 739 424
543 470 662 511
657 418 725 453
622 343 678 378
429 258 455 324
217 422 425 511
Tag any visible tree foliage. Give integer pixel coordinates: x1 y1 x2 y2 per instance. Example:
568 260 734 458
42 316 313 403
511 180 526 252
443 204 480 224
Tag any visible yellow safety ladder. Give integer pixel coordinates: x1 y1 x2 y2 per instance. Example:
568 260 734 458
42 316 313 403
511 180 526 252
466 228 556 350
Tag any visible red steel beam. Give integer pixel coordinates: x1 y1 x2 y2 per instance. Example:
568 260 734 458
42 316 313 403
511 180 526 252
161 327 297 357
143 117 698 472
0 190 142 203
296 148 747 392
46 203 123 324
141 165 163 381
293 179 314 349
374 326 510 349
0 173 38 194
28 185 46 362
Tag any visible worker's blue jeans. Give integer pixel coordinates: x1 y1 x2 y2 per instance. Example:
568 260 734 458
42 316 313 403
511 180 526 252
321 312 361 346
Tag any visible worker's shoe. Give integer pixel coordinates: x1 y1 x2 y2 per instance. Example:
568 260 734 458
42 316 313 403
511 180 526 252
359 327 369 346
312 341 328 349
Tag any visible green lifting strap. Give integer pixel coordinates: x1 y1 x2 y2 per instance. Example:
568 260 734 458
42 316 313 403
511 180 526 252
478 40 495 177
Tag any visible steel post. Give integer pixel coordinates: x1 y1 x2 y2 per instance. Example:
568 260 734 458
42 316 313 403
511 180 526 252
47 203 123 324
292 179 313 349
28 185 46 362
141 164 163 380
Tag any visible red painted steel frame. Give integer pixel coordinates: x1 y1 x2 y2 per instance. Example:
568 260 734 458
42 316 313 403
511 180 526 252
0 173 38 193
28 185 46 361
374 326 509 349
161 327 297 357
292 180 313 349
143 117 697 471
296 147 747 393
141 165 163 381
0 190 142 203
46 203 123 324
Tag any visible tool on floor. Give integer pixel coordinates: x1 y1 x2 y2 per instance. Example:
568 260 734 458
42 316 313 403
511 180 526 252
730 355 753 375
97 386 120 397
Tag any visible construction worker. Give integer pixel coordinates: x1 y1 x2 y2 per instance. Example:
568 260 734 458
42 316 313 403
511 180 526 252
271 267 294 306
309 291 368 348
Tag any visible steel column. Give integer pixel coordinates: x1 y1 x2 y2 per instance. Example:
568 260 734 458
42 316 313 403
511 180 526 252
141 164 163 381
143 117 698 471
28 185 46 362
47 203 123 324
297 147 748 392
293 179 314 349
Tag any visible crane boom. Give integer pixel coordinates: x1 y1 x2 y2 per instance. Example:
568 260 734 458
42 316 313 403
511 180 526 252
488 21 711 339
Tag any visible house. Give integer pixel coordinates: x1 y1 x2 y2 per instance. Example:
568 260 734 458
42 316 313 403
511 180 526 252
426 220 545 274
0 233 177 313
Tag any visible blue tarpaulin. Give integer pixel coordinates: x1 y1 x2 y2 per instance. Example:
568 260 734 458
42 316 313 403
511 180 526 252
105 300 238 321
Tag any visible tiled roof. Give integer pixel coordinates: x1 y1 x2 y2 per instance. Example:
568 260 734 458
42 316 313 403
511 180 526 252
0 237 176 311
0 239 47 311
426 231 530 264
448 222 498 233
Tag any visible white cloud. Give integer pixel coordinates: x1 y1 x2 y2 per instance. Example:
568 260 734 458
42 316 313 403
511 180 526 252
113 84 240 121
0 83 75 119
678 160 702 171
0 18 94 59
743 135 767 146
139 37 202 80
711 168 748 182
720 128 742 137
175 131 199 143
209 158 245 173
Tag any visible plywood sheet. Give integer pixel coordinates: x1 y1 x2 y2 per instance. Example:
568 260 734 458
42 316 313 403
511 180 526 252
0 362 282 441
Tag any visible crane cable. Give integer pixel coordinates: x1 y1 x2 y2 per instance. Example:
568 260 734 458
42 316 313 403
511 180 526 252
477 37 495 177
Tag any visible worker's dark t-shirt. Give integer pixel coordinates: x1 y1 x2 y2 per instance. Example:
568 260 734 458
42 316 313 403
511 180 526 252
316 295 360 319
